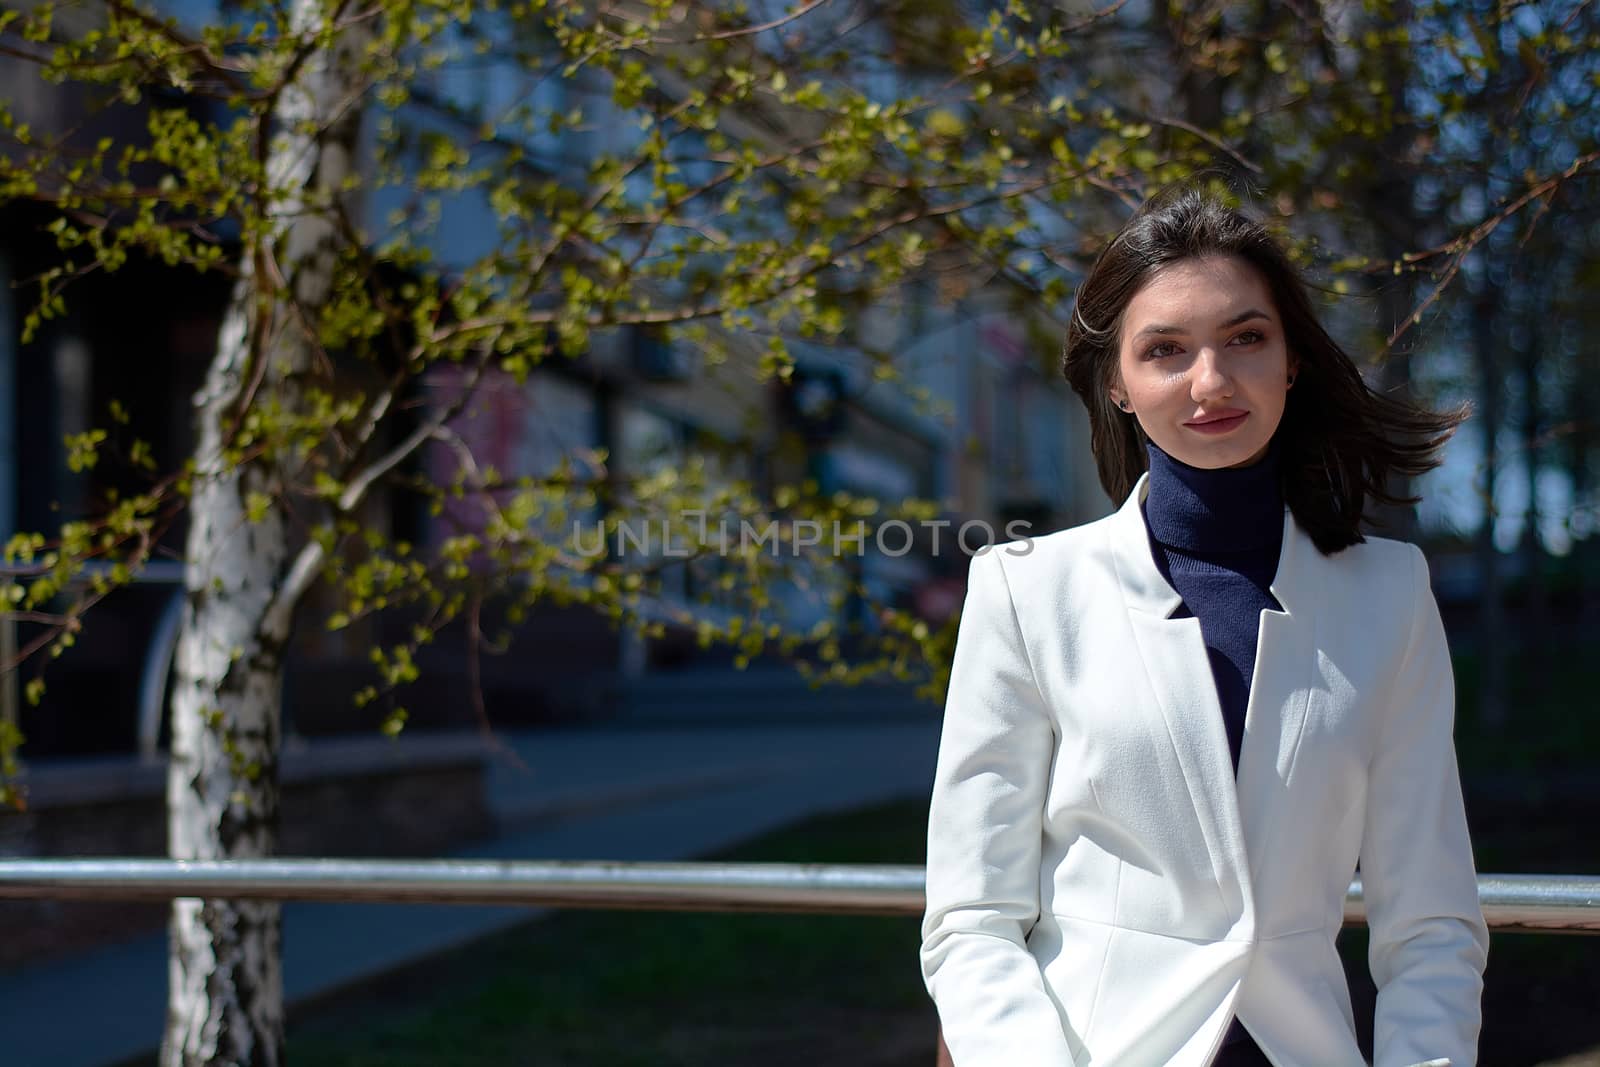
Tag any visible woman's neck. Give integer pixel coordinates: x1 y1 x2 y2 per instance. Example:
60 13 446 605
1142 438 1284 554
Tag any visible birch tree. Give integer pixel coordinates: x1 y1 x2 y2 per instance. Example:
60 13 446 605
160 2 374 1061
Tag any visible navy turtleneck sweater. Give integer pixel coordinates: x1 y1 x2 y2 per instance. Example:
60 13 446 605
1139 437 1285 1061
1140 438 1285 774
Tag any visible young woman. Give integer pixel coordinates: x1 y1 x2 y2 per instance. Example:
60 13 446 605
920 186 1489 1067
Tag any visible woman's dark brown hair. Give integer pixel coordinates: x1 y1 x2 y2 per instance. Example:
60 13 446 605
1062 182 1468 555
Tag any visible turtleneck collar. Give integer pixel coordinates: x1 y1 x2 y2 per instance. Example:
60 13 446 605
1141 436 1285 554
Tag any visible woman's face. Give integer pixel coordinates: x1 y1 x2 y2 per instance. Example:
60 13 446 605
1109 254 1296 470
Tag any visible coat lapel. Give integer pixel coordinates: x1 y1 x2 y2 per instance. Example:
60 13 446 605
1235 515 1319 902
1107 471 1320 927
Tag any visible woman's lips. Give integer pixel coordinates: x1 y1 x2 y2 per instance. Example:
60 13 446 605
1185 411 1248 434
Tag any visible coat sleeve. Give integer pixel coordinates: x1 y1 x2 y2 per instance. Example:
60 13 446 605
1361 543 1490 1067
920 545 1075 1066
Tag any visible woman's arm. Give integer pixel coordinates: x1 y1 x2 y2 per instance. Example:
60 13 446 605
920 546 1075 1066
1360 543 1491 1067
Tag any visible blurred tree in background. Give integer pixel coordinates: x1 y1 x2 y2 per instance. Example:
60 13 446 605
0 0 1596 1063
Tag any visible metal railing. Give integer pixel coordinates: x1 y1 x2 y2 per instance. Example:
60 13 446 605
0 859 1596 934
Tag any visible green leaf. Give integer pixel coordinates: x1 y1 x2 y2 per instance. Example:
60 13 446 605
245 492 272 524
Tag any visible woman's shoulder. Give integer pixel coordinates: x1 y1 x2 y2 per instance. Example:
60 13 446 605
1320 530 1428 585
1312 531 1436 634
973 509 1120 582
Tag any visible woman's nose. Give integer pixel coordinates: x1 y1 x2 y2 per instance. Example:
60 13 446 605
1190 347 1233 401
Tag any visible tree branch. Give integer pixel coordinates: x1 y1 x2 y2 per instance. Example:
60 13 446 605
260 347 496 638
1136 112 1265 175
699 0 831 41
1388 149 1600 348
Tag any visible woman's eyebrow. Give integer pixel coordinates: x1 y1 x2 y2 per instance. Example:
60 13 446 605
1132 308 1273 340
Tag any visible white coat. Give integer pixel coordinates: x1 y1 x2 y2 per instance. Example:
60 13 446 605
920 471 1489 1067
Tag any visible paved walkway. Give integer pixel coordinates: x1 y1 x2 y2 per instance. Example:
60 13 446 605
0 720 941 1067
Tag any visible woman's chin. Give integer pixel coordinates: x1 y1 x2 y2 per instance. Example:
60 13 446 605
1157 435 1272 470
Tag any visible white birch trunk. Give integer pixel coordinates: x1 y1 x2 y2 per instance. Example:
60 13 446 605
162 2 368 1062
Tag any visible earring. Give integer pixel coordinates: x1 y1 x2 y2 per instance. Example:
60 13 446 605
1287 374 1296 386
1117 398 1130 411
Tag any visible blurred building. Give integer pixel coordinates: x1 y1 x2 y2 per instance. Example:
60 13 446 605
0 1 1104 757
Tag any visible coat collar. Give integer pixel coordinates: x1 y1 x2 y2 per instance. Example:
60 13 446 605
1107 470 1313 620
1107 469 1323 936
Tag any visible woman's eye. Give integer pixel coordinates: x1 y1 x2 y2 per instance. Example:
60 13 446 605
1232 329 1264 345
1144 342 1178 359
